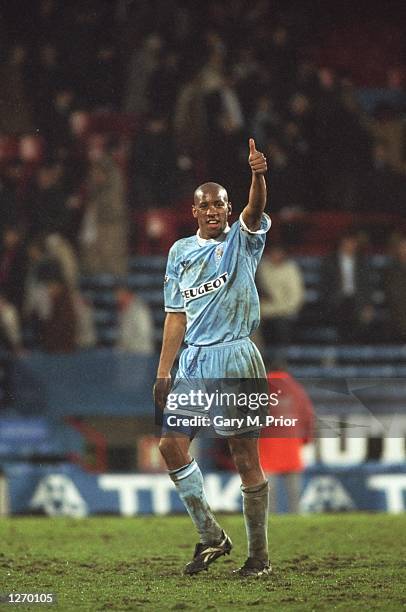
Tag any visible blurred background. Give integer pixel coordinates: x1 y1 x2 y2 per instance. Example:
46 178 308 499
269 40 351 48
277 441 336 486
0 0 405 517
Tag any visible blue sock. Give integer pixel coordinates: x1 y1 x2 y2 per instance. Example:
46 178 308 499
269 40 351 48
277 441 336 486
169 458 222 545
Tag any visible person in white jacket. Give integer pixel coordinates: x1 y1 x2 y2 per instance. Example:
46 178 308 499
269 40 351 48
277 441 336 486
115 284 154 355
0 291 22 352
256 244 304 357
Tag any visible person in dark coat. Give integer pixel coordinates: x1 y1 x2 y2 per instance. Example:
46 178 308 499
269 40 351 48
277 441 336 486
26 162 71 239
320 232 375 342
384 237 406 342
40 279 77 353
0 226 27 313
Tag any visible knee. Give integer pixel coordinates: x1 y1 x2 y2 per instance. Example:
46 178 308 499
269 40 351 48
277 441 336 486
230 447 258 477
158 436 190 469
158 437 174 463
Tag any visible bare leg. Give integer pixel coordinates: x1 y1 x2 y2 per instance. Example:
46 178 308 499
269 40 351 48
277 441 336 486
158 434 192 470
227 436 265 487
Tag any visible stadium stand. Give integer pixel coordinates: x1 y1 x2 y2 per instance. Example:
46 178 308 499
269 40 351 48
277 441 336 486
80 252 405 359
0 1 405 484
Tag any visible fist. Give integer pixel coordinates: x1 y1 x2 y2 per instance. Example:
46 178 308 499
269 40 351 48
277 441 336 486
153 376 172 411
248 138 267 175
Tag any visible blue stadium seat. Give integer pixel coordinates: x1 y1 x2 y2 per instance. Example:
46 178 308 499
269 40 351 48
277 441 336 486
82 254 396 355
290 364 406 378
0 416 84 461
127 273 162 289
284 344 406 363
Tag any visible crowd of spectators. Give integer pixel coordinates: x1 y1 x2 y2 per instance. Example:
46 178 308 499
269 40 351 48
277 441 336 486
0 0 406 353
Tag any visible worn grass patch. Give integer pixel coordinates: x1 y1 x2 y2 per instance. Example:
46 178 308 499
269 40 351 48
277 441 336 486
0 514 405 611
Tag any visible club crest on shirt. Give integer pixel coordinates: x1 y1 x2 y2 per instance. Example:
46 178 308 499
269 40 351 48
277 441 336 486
215 245 224 263
181 260 191 269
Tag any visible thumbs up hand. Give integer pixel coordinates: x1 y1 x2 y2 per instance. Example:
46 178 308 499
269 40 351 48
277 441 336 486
248 138 267 175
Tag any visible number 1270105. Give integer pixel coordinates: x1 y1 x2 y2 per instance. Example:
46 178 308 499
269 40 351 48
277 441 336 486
1 593 56 605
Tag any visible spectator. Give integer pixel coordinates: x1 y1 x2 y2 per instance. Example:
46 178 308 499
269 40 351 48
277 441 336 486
39 279 77 353
44 87 77 148
45 233 79 291
34 44 66 131
26 233 95 350
370 105 405 173
232 47 264 121
250 95 280 153
0 0 404 277
259 363 315 514
62 4 106 100
362 143 406 212
263 142 307 211
35 0 63 44
26 162 71 239
269 26 298 97
129 116 178 208
0 290 21 407
257 244 305 355
0 291 22 353
23 237 62 323
74 292 97 349
115 284 154 354
320 232 375 342
0 226 27 313
79 155 128 277
203 73 245 194
124 34 163 116
0 45 33 134
85 43 121 110
0 175 19 236
147 51 180 119
384 237 406 342
173 71 209 180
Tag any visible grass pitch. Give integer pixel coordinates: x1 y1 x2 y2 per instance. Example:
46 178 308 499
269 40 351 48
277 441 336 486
0 514 405 611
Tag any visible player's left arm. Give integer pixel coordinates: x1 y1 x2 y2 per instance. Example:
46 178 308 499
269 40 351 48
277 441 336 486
241 138 268 232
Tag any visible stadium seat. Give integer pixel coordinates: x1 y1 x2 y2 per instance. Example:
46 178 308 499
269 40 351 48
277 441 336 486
82 254 402 359
0 416 84 462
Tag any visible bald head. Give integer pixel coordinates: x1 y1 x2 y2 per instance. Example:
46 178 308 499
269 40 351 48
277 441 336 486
193 182 229 207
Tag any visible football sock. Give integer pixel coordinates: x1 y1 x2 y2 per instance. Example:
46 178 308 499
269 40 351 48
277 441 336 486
169 458 223 545
241 480 269 562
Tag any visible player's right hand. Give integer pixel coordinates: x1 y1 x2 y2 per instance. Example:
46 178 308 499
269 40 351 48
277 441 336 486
153 376 172 410
248 138 267 175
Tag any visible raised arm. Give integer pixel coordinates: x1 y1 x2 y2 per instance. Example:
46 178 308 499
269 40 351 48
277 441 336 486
241 138 268 232
154 311 186 409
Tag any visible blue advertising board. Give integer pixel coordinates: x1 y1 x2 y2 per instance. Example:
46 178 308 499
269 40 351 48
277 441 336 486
3 463 406 516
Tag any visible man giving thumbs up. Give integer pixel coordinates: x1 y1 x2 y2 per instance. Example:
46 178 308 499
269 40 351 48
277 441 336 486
155 138 272 577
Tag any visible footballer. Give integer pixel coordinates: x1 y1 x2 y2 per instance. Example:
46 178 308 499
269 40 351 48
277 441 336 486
154 139 272 577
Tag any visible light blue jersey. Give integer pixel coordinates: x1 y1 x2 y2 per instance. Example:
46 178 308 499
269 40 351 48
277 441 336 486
164 213 271 346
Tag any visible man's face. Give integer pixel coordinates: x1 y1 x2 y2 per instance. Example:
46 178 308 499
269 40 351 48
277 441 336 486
192 186 231 239
340 237 358 256
397 240 406 263
3 229 20 249
270 247 285 265
37 167 56 190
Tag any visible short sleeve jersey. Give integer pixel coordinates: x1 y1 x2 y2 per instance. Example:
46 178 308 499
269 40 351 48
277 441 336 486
164 213 271 346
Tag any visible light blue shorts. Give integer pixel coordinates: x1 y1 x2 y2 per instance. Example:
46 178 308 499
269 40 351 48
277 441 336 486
179 337 267 379
162 337 268 437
